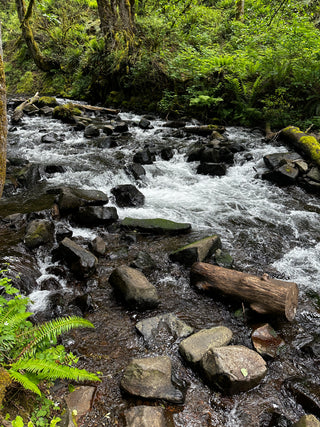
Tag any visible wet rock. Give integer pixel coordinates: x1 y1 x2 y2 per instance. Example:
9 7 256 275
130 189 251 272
201 345 267 393
24 219 54 249
263 152 301 170
41 132 58 143
55 223 73 242
130 251 156 274
197 162 227 176
114 121 129 133
306 167 320 183
69 294 93 314
285 378 320 418
121 356 184 403
121 217 191 235
186 144 205 162
84 124 100 138
89 236 106 256
214 248 234 268
44 165 66 174
262 163 299 185
199 147 220 163
295 159 309 173
109 265 159 309
102 124 114 135
56 187 109 214
53 104 82 123
133 149 155 164
261 411 293 427
39 106 54 116
52 237 98 278
92 135 117 148
179 326 233 365
65 386 96 427
72 206 118 226
124 406 167 427
251 323 285 358
111 184 145 208
139 118 152 129
293 415 320 427
169 235 221 266
161 147 174 160
3 259 41 294
136 313 194 342
40 277 62 291
126 163 146 181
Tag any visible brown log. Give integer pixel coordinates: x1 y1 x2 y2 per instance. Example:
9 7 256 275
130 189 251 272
190 263 298 321
11 92 39 123
72 104 119 115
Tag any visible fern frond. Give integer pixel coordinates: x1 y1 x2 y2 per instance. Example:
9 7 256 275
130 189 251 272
18 316 95 360
0 312 32 332
0 299 30 326
9 369 42 396
11 359 100 382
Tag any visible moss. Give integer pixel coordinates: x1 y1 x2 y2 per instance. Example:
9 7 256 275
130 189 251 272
300 135 320 164
53 103 82 123
0 368 11 408
37 96 58 107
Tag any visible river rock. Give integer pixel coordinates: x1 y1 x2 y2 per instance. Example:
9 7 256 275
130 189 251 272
121 356 184 403
52 237 98 278
136 313 194 342
133 149 155 164
214 248 234 268
197 162 227 176
56 187 109 214
161 147 174 160
179 326 233 365
40 277 62 291
89 236 106 256
130 251 156 274
55 223 73 242
44 165 66 174
306 167 320 183
121 217 191 235
65 386 96 427
109 265 159 308
262 163 299 185
201 345 267 393
294 415 320 427
251 323 285 358
41 132 58 143
84 124 100 138
111 184 145 208
114 121 129 133
263 152 302 170
285 378 320 418
169 235 221 266
24 219 55 249
124 406 167 427
69 293 93 315
72 206 118 226
126 163 146 181
102 124 114 135
139 118 152 129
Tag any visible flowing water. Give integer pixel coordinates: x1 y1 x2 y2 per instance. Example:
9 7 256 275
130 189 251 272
2 107 320 426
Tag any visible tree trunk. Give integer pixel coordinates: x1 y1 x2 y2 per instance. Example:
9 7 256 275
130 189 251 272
235 0 245 21
190 263 299 321
97 0 135 47
0 22 7 199
15 0 59 71
280 126 320 168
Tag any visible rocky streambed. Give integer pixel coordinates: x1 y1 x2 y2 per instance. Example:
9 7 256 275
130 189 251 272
1 97 320 426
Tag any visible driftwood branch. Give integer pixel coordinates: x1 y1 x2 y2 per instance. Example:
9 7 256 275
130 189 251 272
190 263 299 321
11 92 39 123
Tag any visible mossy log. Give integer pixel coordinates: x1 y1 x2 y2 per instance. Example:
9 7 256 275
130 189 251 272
11 92 39 123
0 24 6 199
280 126 320 167
190 263 299 321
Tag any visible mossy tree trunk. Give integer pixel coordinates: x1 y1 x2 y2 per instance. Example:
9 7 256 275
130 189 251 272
97 0 135 48
235 0 244 21
0 22 6 199
15 0 59 71
280 126 320 168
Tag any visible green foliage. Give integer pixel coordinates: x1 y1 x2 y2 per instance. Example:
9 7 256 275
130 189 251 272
0 268 100 407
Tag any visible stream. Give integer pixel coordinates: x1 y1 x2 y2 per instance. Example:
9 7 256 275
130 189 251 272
1 103 320 426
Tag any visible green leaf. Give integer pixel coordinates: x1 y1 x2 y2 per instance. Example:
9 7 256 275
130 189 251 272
241 368 248 377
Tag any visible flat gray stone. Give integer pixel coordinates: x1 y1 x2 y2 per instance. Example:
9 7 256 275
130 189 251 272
121 217 191 235
169 235 221 266
201 345 267 394
56 187 109 214
179 326 233 365
121 356 184 403
124 406 167 427
136 313 194 342
109 265 159 309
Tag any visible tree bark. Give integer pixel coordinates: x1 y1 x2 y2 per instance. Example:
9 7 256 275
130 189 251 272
0 22 7 199
15 0 59 71
280 126 320 168
190 263 299 321
97 0 135 47
235 0 244 21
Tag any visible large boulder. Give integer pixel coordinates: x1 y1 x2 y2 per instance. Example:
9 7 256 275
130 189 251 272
52 237 98 278
111 184 145 208
121 356 184 403
109 265 159 309
55 187 109 214
201 345 267 393
179 326 233 366
169 235 221 266
124 406 167 427
121 217 191 235
53 103 82 123
197 163 227 177
72 206 118 227
293 415 320 427
136 313 194 343
24 219 54 249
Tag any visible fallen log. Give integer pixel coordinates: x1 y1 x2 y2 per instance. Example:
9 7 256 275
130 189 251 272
190 263 298 321
280 126 320 168
11 92 39 123
72 103 119 115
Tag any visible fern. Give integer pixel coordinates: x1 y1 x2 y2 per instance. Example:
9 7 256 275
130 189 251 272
8 370 42 396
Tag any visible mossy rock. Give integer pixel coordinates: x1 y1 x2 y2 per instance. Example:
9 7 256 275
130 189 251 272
121 217 192 235
53 103 82 123
37 96 58 108
169 235 221 266
0 368 11 408
280 126 320 167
